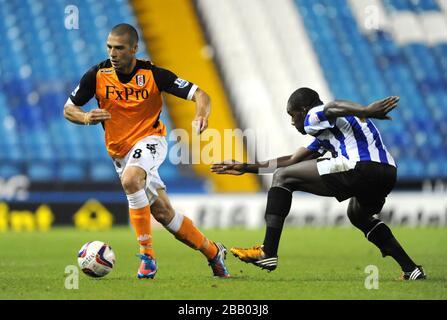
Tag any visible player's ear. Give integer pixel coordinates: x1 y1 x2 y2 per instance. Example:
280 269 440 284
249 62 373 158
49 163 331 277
131 43 138 55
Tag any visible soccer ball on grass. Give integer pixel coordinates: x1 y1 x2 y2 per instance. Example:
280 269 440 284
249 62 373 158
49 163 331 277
77 241 116 278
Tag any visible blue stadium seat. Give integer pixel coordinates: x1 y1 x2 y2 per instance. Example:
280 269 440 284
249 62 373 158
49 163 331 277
58 162 86 182
90 162 116 182
0 164 21 179
27 163 54 182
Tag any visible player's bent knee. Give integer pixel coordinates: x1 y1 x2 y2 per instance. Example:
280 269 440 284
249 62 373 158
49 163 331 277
347 203 363 229
364 199 386 216
347 198 368 227
121 176 145 194
272 168 295 190
272 168 287 187
347 198 382 233
122 179 141 194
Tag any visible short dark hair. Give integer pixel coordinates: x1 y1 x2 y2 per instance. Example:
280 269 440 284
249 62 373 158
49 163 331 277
287 87 323 111
110 23 139 45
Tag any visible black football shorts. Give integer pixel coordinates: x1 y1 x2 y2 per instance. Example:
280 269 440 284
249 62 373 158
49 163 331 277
319 160 397 202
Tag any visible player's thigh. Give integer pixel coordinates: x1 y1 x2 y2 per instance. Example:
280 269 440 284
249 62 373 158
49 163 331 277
119 136 168 195
273 159 335 196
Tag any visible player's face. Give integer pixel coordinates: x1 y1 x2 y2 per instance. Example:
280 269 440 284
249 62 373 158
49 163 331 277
107 33 137 73
287 107 306 134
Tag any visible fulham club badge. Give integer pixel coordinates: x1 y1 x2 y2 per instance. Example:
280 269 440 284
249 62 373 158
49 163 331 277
136 74 145 87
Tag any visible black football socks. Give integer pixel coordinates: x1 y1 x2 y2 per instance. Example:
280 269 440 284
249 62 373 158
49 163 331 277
262 187 293 257
366 221 417 272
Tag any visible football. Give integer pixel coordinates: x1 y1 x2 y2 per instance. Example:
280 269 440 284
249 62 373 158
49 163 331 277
77 241 116 278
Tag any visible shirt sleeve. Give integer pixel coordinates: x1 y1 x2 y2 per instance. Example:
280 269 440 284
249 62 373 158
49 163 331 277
306 138 326 155
304 105 335 136
151 65 198 100
69 65 97 106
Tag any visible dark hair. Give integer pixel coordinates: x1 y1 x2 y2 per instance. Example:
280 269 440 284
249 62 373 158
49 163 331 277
110 23 139 45
287 87 323 111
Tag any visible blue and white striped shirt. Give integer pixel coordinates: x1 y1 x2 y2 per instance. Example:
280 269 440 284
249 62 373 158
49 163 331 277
305 105 395 167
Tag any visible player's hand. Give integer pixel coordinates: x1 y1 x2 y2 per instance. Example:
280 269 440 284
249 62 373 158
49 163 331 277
85 109 111 125
211 160 246 175
192 116 208 134
365 96 399 120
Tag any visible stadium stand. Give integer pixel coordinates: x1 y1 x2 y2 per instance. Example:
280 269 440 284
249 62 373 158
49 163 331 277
1 0 446 191
196 0 447 183
0 0 207 192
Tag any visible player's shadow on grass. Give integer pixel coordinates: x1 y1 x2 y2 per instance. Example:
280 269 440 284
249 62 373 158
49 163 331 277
83 276 131 282
226 272 418 283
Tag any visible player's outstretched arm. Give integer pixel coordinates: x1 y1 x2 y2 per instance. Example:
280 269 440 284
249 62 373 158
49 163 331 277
211 147 319 175
64 102 111 125
324 96 399 120
191 88 210 134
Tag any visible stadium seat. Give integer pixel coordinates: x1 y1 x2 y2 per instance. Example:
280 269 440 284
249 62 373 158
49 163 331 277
90 162 116 182
58 162 86 182
27 163 54 182
0 164 21 179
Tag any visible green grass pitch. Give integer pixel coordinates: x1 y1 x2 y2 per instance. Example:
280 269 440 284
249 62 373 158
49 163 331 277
0 227 446 300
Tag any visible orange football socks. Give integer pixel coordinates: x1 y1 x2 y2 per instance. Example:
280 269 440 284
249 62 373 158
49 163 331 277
166 212 217 260
127 190 155 257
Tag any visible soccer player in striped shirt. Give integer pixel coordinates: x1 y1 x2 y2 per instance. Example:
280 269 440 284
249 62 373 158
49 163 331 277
212 87 425 280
